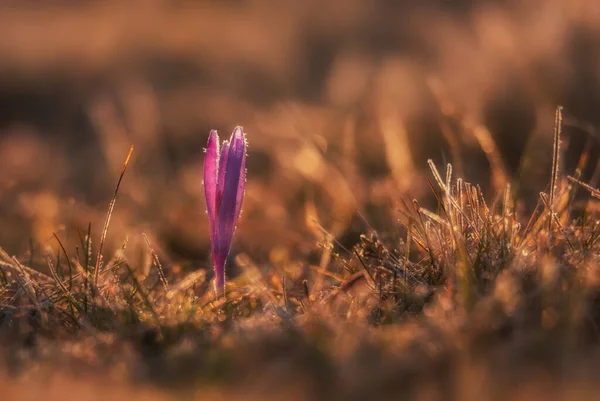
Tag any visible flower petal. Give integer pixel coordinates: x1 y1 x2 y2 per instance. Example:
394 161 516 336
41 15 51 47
216 140 229 212
215 127 247 270
234 134 246 222
203 130 220 232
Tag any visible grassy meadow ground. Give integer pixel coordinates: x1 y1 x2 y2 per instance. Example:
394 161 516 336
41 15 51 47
3 1 600 400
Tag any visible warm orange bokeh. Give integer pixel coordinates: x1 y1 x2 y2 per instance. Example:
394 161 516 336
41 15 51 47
0 0 599 285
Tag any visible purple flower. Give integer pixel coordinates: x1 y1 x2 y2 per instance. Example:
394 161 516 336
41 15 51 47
203 126 247 294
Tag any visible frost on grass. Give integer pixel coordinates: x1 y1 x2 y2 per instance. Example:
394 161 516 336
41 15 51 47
2 110 600 400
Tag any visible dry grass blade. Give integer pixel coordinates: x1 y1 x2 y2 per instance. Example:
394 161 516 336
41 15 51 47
539 192 574 251
282 272 289 311
0 263 8 286
567 176 600 199
11 256 43 314
549 106 563 206
549 106 563 231
143 233 169 292
53 233 75 292
166 270 206 300
0 247 53 285
93 145 134 294
517 196 544 249
427 160 481 241
46 255 84 314
445 163 453 194
428 159 447 192
0 247 12 264
122 262 162 328
419 207 451 228
412 199 437 270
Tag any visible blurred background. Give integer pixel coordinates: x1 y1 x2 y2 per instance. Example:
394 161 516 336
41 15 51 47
1 0 600 276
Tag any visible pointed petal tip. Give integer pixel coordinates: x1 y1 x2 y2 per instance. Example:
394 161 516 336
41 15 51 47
231 126 247 145
206 130 220 150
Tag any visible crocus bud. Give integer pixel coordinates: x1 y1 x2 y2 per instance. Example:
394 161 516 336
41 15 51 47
203 127 247 295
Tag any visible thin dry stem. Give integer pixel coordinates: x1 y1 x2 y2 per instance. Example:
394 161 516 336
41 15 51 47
93 146 134 294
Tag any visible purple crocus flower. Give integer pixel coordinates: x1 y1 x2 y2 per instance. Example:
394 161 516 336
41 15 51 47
203 126 247 294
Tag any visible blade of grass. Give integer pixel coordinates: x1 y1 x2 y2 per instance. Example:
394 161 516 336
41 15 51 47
93 146 134 295
46 255 84 314
142 233 169 292
549 106 563 232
